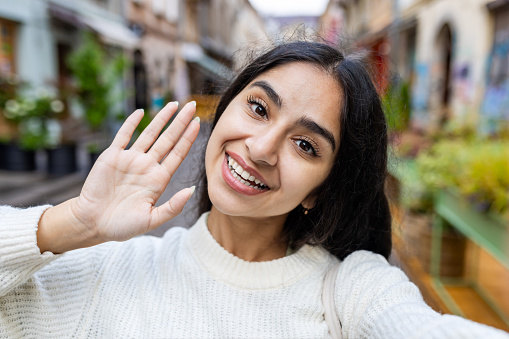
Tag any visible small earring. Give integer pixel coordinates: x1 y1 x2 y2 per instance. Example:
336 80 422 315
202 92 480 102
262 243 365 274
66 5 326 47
303 207 309 215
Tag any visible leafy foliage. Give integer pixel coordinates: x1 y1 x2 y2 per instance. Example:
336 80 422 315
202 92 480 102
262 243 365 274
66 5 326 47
2 92 65 150
67 33 127 131
416 138 509 218
383 80 411 132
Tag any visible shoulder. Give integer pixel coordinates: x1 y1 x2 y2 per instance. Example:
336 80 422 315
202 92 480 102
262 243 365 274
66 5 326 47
335 250 412 299
338 250 404 282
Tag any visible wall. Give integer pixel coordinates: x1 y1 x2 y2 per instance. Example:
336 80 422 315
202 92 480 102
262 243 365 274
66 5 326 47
127 0 179 110
0 0 57 92
412 0 493 128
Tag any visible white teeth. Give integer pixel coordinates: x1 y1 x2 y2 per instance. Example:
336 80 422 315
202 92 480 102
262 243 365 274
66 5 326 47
241 170 250 180
227 155 267 190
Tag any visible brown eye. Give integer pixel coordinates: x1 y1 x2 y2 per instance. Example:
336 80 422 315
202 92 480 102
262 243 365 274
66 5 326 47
251 103 267 117
295 140 315 155
247 95 269 119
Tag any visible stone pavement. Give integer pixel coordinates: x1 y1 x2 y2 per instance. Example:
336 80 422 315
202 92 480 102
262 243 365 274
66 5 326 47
0 123 211 237
0 171 85 208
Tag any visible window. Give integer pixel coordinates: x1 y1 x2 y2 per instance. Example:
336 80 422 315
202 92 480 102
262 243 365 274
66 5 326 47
0 18 17 76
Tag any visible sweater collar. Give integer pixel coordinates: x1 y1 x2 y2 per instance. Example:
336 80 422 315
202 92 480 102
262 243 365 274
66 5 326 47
185 212 330 290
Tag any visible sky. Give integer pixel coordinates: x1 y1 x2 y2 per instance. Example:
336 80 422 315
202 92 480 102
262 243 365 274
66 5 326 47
249 0 330 17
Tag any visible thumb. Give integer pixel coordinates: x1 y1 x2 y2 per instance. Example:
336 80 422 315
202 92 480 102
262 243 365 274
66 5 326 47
150 186 196 229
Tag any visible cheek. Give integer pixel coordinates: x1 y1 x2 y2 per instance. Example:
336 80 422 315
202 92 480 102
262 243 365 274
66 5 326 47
293 160 333 195
280 158 325 194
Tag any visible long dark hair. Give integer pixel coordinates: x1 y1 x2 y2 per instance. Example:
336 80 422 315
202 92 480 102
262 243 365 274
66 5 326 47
197 41 392 260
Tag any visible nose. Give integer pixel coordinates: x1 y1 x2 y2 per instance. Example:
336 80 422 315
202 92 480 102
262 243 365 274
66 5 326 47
245 127 281 166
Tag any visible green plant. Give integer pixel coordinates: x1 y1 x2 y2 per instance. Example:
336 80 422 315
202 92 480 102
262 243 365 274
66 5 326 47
383 80 411 132
2 92 65 150
416 138 509 218
67 32 128 151
459 141 509 214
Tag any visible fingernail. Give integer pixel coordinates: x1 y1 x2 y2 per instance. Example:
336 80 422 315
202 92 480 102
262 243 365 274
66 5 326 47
193 116 200 123
190 101 196 107
173 101 179 107
187 186 196 201
135 108 144 115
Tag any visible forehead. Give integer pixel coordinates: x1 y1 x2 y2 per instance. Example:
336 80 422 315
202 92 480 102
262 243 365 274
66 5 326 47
247 62 342 140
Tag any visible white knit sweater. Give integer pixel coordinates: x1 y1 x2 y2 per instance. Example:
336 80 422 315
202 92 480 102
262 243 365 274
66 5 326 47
1 205 508 338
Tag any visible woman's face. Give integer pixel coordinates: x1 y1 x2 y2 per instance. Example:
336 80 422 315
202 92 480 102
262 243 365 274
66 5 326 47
205 62 342 219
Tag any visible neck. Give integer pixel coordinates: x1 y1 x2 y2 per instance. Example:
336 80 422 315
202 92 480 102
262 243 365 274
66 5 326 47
207 206 289 262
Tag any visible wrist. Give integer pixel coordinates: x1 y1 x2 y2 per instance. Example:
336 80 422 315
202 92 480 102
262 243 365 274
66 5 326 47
37 198 102 254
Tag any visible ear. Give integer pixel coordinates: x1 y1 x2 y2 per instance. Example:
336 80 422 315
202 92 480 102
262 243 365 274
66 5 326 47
301 195 317 210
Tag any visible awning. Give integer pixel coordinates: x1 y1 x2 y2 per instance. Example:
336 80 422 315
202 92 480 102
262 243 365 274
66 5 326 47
48 0 139 50
81 15 139 49
182 43 234 81
487 0 509 11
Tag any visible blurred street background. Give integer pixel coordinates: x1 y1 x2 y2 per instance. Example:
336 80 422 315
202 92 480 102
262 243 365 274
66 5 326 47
0 0 508 332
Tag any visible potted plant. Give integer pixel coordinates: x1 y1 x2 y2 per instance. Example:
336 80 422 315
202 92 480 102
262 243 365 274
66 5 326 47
43 96 81 176
67 32 127 166
393 139 475 277
0 73 26 170
412 137 509 275
417 138 509 220
1 91 65 171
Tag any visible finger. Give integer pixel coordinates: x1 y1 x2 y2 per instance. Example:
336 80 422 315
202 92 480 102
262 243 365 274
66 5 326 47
147 101 197 162
150 186 196 229
111 109 144 150
131 101 179 152
161 117 200 174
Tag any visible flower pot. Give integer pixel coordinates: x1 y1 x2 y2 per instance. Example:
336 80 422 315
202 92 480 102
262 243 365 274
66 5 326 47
403 212 466 277
434 190 509 268
46 144 77 176
0 142 36 171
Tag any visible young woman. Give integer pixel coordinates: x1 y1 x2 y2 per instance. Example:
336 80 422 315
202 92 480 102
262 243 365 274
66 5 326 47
1 41 507 338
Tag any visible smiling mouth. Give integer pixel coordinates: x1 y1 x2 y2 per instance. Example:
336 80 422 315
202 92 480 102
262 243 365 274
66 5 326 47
227 155 269 190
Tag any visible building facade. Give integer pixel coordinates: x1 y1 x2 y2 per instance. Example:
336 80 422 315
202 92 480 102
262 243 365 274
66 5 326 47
321 0 507 132
0 0 138 133
126 0 179 112
0 0 269 134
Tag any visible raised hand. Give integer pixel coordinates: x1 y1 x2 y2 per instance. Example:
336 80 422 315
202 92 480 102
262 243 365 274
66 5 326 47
37 102 200 253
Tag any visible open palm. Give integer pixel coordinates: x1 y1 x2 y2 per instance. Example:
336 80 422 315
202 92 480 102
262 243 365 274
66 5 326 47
71 102 200 242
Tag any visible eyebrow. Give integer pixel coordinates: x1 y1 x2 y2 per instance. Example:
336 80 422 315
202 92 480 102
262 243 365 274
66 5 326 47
297 117 336 151
249 81 283 108
249 80 336 151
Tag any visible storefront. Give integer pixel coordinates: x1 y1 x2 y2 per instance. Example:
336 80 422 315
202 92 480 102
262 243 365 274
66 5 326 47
482 0 509 133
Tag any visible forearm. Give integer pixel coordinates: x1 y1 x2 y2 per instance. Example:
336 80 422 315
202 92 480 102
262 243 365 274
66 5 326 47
0 205 58 297
37 198 101 254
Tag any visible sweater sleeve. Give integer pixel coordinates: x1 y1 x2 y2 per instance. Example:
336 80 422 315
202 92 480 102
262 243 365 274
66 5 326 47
0 205 127 336
334 250 509 339
0 205 60 297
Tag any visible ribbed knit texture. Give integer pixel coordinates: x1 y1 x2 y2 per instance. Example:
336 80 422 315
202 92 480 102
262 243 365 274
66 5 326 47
1 206 508 338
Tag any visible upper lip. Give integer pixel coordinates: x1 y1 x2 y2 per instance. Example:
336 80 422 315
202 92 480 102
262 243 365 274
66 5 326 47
227 151 269 188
